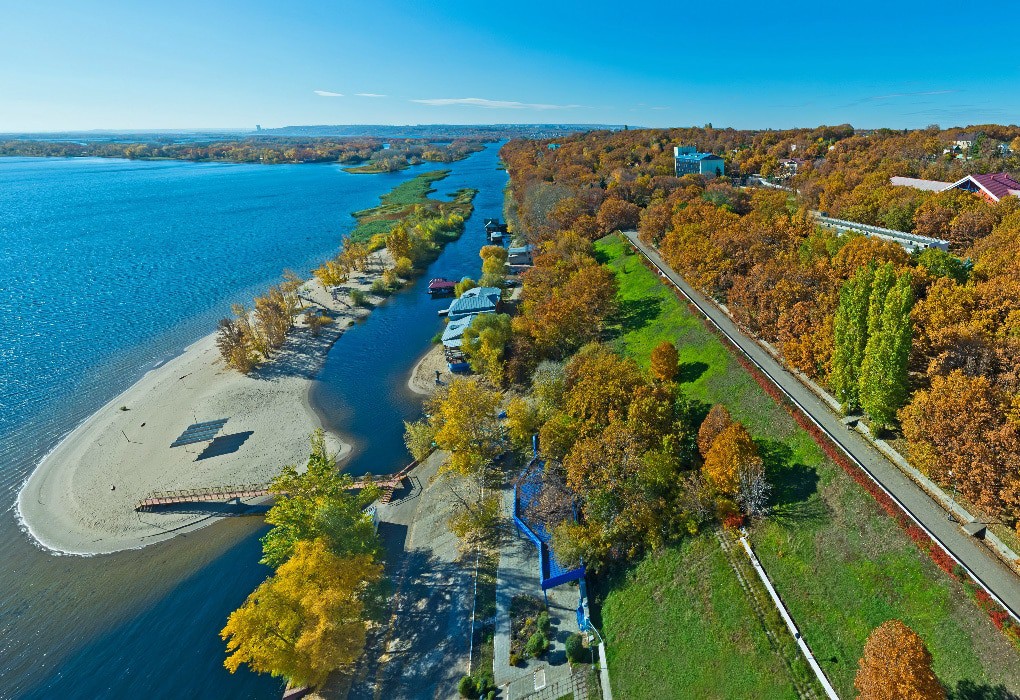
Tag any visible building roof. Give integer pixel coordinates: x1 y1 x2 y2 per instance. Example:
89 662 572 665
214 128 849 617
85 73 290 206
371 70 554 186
947 172 1020 202
441 313 477 347
890 176 952 191
428 278 457 290
448 286 501 317
507 245 533 255
675 151 723 162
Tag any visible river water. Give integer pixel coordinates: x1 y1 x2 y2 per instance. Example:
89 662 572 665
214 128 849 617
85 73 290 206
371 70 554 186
0 143 508 699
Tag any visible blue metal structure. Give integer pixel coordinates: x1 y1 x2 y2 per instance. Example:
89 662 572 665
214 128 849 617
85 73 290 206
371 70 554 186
512 457 586 590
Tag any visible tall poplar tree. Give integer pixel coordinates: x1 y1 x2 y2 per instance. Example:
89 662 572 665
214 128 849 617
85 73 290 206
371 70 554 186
860 272 914 431
830 265 875 413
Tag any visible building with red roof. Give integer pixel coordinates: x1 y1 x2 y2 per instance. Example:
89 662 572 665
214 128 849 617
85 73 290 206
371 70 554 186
945 172 1020 203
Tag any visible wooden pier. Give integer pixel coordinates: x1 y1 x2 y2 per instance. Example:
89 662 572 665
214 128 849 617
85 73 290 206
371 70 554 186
134 456 427 512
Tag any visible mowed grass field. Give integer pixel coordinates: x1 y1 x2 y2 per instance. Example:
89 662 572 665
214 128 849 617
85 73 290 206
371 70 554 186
593 234 1020 698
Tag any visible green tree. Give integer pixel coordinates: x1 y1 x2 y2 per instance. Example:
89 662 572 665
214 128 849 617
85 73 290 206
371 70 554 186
830 265 874 412
859 272 914 431
260 431 380 568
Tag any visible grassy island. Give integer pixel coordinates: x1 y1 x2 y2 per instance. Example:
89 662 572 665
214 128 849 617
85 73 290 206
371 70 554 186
350 169 477 242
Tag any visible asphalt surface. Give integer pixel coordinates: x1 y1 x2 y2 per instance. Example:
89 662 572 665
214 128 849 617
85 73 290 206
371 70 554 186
624 230 1020 622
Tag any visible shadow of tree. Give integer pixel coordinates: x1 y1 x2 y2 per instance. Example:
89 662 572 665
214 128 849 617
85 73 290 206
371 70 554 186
612 297 662 334
950 681 1020 700
757 438 828 527
677 361 709 384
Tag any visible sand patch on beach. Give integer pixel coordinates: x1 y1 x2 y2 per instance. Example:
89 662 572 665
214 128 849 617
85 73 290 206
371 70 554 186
18 252 395 555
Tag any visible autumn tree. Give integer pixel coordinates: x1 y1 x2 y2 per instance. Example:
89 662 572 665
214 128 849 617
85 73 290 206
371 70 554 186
900 371 1020 515
454 277 478 298
403 419 435 462
702 422 761 497
221 541 383 687
854 620 945 700
563 343 643 434
596 196 641 233
461 313 513 384
261 431 381 568
698 404 733 458
425 377 503 476
650 340 679 382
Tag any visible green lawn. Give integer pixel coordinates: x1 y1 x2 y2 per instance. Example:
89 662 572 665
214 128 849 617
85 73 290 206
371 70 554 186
594 233 1020 699
601 537 800 700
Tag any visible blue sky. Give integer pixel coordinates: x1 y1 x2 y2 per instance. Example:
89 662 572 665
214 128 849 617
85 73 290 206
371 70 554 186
2 0 1017 132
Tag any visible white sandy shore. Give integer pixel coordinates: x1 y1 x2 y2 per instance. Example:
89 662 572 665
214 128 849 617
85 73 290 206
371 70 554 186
407 344 452 396
18 251 394 555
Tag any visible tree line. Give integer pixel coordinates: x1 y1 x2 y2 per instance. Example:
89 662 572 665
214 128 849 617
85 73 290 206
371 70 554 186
0 136 485 166
500 127 1020 537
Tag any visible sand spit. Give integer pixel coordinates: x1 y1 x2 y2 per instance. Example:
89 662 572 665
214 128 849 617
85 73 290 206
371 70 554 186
18 251 395 555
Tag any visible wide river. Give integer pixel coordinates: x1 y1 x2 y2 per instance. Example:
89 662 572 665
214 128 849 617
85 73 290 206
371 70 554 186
0 143 508 699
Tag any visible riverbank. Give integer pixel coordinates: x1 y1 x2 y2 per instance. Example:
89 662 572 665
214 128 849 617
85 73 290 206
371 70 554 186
17 251 394 556
407 345 452 395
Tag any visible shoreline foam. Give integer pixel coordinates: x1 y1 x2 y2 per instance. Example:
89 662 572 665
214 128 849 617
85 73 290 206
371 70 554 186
17 252 393 555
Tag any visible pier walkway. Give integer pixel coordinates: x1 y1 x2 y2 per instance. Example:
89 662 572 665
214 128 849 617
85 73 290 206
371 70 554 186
134 461 422 511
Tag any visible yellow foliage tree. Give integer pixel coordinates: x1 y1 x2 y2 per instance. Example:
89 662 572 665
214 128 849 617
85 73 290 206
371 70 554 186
854 620 945 700
425 377 502 475
702 422 760 496
221 540 383 688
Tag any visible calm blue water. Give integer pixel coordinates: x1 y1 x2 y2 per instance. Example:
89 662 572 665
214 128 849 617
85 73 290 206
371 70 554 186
0 144 508 699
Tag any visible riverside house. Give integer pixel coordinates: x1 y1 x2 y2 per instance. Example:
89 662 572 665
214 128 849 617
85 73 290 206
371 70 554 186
446 286 502 321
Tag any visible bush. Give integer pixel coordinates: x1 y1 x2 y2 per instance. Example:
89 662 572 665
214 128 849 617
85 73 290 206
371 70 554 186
371 278 390 296
536 611 551 636
525 631 550 657
509 652 522 666
565 632 586 664
393 256 414 278
350 288 368 306
457 674 479 699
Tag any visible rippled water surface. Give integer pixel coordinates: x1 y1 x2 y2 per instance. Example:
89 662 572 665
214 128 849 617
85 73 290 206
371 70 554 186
0 144 507 699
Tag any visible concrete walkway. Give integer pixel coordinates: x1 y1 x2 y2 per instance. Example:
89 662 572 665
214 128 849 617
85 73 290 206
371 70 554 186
494 489 581 698
625 230 1020 621
343 451 474 700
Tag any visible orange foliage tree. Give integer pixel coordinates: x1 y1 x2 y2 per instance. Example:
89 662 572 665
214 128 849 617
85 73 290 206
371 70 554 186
854 620 944 700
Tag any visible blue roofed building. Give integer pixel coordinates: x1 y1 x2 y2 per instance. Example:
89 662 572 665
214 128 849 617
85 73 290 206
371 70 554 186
674 145 725 179
447 286 502 321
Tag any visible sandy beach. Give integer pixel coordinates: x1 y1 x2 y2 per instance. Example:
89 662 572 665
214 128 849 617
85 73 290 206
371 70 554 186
18 251 395 555
407 344 452 395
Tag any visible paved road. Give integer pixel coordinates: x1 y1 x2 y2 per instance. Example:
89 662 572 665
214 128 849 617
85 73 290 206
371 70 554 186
624 230 1020 621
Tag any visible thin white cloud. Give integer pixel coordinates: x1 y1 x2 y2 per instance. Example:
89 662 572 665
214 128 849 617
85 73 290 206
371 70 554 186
411 97 580 110
356 93 387 98
870 89 958 100
314 90 344 97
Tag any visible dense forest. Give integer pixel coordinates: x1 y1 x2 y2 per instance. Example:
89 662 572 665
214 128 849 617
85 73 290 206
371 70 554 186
0 136 486 166
499 124 1020 542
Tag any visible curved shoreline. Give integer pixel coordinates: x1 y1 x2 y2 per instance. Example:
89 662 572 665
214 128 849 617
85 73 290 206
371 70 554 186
407 344 452 396
17 258 390 556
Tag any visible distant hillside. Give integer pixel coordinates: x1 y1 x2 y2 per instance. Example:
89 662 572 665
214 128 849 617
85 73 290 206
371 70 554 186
255 124 626 140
